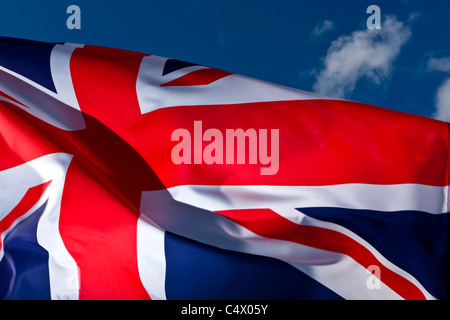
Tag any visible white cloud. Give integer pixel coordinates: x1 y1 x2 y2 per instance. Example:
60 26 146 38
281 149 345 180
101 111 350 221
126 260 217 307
427 57 450 73
428 57 450 122
311 20 335 38
313 16 411 99
407 12 421 23
433 78 450 122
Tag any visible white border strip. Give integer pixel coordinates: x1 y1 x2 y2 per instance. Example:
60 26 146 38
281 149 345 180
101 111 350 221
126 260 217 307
137 214 167 300
165 184 448 214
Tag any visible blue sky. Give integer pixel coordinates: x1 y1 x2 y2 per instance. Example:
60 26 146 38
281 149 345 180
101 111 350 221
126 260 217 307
1 0 449 121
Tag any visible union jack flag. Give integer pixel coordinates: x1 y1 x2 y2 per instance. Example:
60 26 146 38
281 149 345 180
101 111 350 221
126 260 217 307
0 37 448 300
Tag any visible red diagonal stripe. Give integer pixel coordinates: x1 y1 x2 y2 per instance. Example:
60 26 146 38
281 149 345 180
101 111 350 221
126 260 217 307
0 181 51 251
160 68 232 87
0 90 29 108
216 208 427 300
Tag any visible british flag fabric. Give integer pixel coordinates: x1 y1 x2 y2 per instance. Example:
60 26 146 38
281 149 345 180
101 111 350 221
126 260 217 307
0 37 448 300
